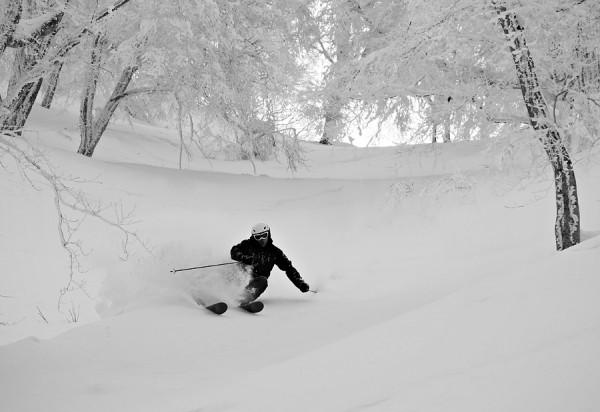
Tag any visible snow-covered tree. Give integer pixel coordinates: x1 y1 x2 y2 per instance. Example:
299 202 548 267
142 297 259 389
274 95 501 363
328 0 596 249
0 0 134 134
148 0 311 167
0 0 63 132
490 0 586 250
1 0 311 167
303 0 407 145
70 0 311 164
0 0 21 64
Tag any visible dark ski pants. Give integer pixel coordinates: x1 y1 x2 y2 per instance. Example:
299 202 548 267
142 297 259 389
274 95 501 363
241 276 268 304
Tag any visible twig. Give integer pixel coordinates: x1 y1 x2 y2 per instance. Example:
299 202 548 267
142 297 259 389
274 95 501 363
1 132 150 310
36 306 49 323
67 301 80 323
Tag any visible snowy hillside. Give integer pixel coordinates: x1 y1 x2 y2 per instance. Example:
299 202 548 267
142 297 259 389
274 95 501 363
1 106 600 411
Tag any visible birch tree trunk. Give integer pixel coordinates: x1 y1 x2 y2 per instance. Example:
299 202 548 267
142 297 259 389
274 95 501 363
493 1 580 250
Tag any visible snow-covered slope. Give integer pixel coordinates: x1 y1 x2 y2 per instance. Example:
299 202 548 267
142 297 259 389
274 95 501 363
1 106 599 411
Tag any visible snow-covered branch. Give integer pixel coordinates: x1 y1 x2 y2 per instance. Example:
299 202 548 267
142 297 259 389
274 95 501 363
109 87 172 103
7 11 64 49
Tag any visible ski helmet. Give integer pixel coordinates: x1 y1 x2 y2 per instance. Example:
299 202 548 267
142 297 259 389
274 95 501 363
252 222 270 235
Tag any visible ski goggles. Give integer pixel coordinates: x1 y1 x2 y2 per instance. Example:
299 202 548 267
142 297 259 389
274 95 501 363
253 232 269 240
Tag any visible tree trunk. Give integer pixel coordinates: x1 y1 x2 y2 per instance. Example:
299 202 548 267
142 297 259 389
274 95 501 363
0 0 21 62
1 44 47 133
41 61 64 109
78 64 138 157
428 96 438 144
0 9 62 133
0 78 43 133
78 34 103 156
319 3 353 145
494 1 580 250
320 96 342 145
443 116 451 143
93 66 138 144
428 95 453 144
1 1 133 134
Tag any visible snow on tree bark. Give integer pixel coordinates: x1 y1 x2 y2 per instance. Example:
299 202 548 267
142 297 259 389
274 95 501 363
321 96 343 145
0 0 21 60
1 46 50 133
492 0 581 250
77 33 104 157
0 6 65 132
41 61 64 109
318 0 355 145
77 63 138 157
0 0 134 134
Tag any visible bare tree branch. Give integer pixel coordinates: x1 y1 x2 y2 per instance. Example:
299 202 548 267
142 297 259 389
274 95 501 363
1 132 150 309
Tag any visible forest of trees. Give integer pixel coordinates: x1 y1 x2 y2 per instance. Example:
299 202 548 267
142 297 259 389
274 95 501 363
1 0 599 251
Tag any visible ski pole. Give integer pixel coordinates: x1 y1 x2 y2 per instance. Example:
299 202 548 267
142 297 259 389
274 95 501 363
171 261 238 274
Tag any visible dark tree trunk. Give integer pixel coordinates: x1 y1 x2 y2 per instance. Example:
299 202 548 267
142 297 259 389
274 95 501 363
0 10 62 132
1 78 44 133
494 1 580 250
41 61 64 109
1 0 134 134
1 42 50 133
0 0 21 61
94 65 138 138
77 64 138 157
77 34 103 156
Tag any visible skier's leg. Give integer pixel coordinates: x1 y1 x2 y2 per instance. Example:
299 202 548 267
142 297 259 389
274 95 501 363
241 276 268 304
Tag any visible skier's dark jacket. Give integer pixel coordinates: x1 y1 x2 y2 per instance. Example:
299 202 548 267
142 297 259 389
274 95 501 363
230 234 307 291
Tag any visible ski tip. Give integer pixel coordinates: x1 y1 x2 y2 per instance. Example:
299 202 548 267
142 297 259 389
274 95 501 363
239 301 264 314
205 302 228 315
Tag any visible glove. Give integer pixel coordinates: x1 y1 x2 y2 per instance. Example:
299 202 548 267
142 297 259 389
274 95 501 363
299 282 310 293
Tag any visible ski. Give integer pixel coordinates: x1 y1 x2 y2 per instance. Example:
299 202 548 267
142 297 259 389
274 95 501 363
239 301 264 314
205 302 228 315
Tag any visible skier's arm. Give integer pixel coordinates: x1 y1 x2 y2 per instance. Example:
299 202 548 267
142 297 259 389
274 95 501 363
230 241 254 265
275 250 309 292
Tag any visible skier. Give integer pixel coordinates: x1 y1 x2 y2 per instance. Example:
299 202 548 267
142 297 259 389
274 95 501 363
231 223 310 304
